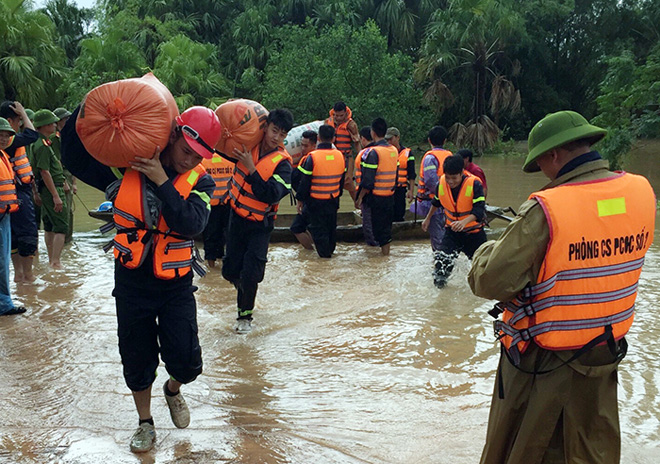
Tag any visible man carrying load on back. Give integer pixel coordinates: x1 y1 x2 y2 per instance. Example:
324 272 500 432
200 152 233 268
223 109 294 334
468 111 656 463
104 107 220 453
325 101 359 199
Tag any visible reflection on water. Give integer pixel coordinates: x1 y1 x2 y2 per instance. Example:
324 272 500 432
1 156 658 463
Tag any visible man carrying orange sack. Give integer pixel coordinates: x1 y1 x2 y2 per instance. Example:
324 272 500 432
104 107 220 454
222 109 294 334
201 153 233 268
325 101 359 199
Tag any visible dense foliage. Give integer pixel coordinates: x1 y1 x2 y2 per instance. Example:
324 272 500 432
2 0 659 158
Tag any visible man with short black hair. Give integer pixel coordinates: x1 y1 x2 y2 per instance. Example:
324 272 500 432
295 124 345 258
223 108 294 334
356 118 398 255
290 130 318 249
458 148 487 197
415 125 452 251
422 155 486 288
385 127 416 222
325 101 360 199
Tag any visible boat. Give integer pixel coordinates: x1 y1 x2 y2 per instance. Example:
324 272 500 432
89 205 516 242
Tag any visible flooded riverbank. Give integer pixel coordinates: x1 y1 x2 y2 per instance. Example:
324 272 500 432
1 152 658 463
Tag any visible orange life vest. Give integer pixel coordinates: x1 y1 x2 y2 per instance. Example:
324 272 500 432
353 148 367 187
306 148 345 200
201 155 233 206
417 148 452 200
397 147 412 187
437 174 484 233
7 139 34 185
112 165 206 280
228 147 292 222
495 173 656 359
0 151 19 214
325 107 355 157
363 145 399 197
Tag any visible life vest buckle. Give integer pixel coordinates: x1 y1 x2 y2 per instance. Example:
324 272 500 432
519 328 532 342
127 231 139 244
488 302 505 319
522 304 536 317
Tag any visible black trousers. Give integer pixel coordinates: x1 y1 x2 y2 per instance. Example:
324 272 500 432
203 203 230 261
434 228 487 287
306 203 338 258
366 194 394 247
393 186 407 222
114 284 202 392
222 210 272 319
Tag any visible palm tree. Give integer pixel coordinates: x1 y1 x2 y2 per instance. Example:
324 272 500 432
0 0 67 107
416 0 526 151
43 0 95 66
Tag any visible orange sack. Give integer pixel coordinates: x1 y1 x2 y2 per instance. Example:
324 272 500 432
215 99 269 157
76 73 179 167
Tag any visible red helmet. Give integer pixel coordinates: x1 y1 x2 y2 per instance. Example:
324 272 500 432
176 106 222 159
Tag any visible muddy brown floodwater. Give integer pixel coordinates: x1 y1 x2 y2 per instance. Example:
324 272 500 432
1 151 659 463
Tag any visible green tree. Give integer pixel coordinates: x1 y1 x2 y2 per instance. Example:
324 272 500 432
43 0 95 66
0 0 66 107
153 35 232 110
58 29 147 107
262 20 433 142
594 44 660 169
416 0 526 151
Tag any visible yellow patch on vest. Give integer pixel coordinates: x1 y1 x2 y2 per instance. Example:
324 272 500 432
272 154 283 163
325 155 335 160
597 197 626 217
187 170 200 185
466 185 473 197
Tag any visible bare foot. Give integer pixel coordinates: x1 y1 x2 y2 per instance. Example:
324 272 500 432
23 274 36 283
14 275 25 283
50 262 64 270
207 260 216 268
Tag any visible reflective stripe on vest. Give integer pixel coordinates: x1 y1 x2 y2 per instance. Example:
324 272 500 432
495 172 656 358
9 146 34 185
417 148 452 200
112 165 206 279
367 145 398 196
326 107 355 156
437 174 483 233
397 148 411 187
308 148 345 200
201 155 233 206
354 148 367 186
0 151 19 213
228 148 292 222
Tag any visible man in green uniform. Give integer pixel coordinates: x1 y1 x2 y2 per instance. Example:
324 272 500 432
468 111 656 464
32 109 68 269
51 107 76 243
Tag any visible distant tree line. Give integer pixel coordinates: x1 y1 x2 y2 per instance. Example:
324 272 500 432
1 0 658 162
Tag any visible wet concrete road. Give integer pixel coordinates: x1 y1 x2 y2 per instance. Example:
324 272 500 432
1 231 659 463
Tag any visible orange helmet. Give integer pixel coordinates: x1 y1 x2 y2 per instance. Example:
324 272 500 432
176 106 222 159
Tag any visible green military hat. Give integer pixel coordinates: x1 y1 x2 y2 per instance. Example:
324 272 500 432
25 109 35 121
523 110 607 173
0 117 16 134
53 107 72 120
33 109 60 128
